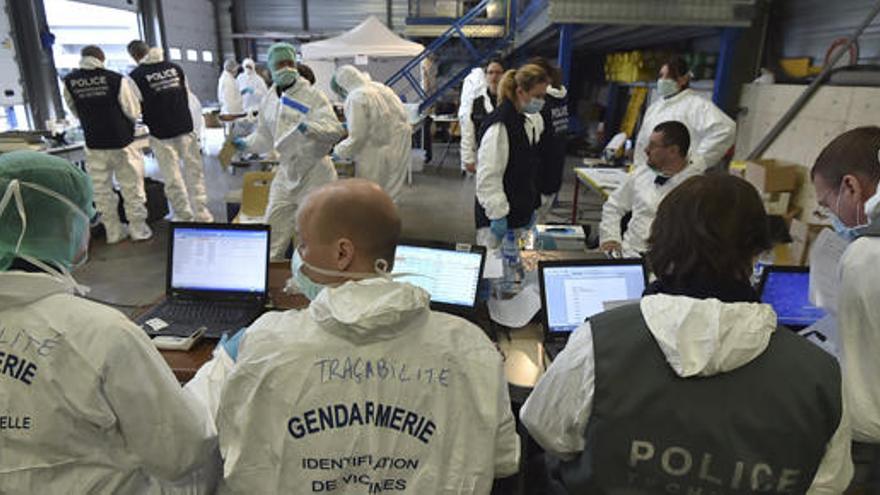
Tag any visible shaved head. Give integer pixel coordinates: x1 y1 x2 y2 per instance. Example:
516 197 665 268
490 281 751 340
297 179 401 273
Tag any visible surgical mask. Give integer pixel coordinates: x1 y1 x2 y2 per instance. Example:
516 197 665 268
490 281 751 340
831 214 860 242
0 179 91 294
657 78 679 98
522 97 545 114
272 67 298 88
289 248 393 301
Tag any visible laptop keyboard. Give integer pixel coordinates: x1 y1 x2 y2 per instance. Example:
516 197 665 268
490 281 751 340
152 301 259 324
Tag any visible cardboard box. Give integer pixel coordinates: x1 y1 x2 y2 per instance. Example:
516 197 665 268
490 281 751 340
762 192 791 216
745 159 799 193
780 218 828 266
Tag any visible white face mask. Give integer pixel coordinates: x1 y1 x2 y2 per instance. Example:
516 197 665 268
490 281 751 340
656 78 679 98
0 178 91 295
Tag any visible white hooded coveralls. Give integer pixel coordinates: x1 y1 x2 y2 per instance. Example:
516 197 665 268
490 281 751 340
62 56 149 241
217 70 243 116
836 193 880 443
521 295 853 494
0 271 219 494
633 88 736 170
132 48 213 222
212 278 520 494
332 66 412 203
244 77 345 259
236 59 268 113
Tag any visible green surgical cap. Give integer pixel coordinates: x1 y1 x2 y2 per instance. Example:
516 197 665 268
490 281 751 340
0 151 95 270
267 42 297 70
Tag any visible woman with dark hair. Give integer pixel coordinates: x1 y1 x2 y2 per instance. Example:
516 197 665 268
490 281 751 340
521 174 852 494
633 57 736 171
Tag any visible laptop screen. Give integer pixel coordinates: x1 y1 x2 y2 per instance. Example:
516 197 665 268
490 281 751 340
541 261 647 334
170 226 269 293
392 244 484 308
760 269 825 328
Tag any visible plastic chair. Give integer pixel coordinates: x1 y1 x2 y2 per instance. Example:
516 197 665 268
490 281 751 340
233 171 274 223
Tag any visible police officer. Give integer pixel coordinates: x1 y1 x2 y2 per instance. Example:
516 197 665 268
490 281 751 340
127 40 213 222
62 45 151 244
522 174 852 493
528 57 570 217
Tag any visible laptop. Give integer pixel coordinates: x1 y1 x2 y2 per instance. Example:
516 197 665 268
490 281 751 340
539 258 648 359
391 240 486 314
135 222 270 339
758 265 826 331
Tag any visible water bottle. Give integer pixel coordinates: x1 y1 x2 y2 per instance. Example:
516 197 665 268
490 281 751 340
499 230 524 298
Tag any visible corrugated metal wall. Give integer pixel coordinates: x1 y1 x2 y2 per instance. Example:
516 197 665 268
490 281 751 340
161 0 219 103
778 0 880 64
239 0 407 35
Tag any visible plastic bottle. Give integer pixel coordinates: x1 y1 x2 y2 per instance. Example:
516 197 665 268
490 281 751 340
499 230 524 298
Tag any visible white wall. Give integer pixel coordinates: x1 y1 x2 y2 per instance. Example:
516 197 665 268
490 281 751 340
735 83 880 223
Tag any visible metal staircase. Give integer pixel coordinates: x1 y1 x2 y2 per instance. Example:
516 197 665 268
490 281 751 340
385 0 517 114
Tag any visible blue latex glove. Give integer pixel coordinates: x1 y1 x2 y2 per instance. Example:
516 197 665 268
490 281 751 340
490 217 508 239
342 122 348 131
296 122 308 134
218 328 246 361
232 137 248 151
240 86 255 95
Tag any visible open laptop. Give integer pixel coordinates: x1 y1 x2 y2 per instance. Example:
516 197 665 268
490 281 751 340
539 259 648 359
391 240 486 314
758 265 826 331
135 222 270 339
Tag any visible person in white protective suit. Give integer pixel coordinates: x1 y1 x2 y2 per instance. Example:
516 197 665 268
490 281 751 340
599 121 704 258
62 45 152 244
236 57 268 113
812 126 880 449
331 65 412 202
460 59 504 176
522 174 853 494
0 151 220 494
186 179 519 494
633 57 736 170
232 42 345 260
127 40 213 222
458 67 486 172
218 59 243 116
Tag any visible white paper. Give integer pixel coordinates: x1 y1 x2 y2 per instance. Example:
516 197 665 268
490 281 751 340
808 229 848 313
482 249 503 279
488 283 541 328
575 167 629 193
145 317 168 331
801 315 840 361
354 54 369 65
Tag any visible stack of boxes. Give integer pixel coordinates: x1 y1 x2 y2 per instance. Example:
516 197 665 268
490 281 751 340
731 159 826 266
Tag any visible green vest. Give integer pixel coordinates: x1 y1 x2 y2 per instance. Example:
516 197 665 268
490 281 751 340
557 304 842 494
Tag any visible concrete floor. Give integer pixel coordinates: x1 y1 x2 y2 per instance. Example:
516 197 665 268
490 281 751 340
73 129 590 317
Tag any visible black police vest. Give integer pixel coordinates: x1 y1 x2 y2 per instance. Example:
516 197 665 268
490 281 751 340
478 99 541 228
63 68 134 150
537 90 569 195
471 92 495 145
129 61 193 139
556 304 842 495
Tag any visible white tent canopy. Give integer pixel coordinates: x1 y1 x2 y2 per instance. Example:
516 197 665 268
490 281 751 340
301 16 424 60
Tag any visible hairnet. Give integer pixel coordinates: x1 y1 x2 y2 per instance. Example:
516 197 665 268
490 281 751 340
267 43 297 70
0 151 95 271
242 58 255 70
224 59 239 72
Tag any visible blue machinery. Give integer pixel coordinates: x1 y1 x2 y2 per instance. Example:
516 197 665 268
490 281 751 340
386 0 573 115
387 0 740 122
